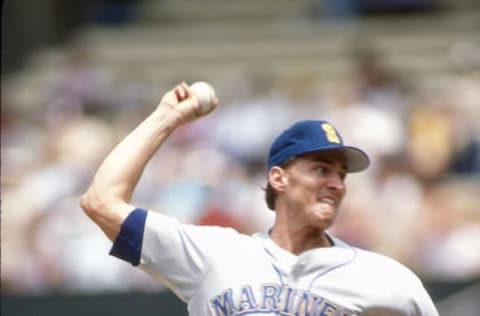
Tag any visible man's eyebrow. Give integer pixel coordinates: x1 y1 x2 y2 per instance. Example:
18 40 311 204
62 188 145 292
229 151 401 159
311 157 348 172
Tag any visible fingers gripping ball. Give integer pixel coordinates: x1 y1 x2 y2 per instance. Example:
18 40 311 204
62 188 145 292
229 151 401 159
190 81 216 114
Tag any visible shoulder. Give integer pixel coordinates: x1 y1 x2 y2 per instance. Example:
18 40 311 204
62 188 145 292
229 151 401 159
331 236 424 286
146 210 256 246
357 247 419 277
348 244 431 305
353 247 439 314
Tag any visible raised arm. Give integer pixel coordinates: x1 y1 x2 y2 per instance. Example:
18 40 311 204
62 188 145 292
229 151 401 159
80 82 218 241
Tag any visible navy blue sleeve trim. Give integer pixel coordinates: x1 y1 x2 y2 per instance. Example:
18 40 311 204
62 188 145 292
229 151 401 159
109 208 147 266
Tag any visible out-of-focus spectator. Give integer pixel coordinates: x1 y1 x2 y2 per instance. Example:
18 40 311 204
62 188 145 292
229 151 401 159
351 45 411 119
45 45 113 127
412 182 480 280
447 41 480 174
212 72 318 168
406 102 456 182
322 87 406 169
89 0 142 25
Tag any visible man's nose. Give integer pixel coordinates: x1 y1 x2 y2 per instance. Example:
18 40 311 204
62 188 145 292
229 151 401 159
326 174 345 191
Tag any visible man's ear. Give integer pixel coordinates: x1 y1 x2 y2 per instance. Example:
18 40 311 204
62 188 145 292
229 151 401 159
268 166 288 192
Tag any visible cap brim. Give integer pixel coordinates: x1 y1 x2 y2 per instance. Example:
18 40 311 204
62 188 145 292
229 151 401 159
340 146 370 172
292 145 370 173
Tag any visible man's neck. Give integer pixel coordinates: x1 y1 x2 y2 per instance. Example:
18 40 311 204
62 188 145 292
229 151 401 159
269 224 332 255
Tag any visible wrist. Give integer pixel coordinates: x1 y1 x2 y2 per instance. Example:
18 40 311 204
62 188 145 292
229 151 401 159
150 108 182 135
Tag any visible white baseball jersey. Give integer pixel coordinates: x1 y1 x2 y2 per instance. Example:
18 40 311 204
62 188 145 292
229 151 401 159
110 208 439 316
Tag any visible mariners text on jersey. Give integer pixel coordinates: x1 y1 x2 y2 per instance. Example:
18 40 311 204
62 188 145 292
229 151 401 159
109 210 439 316
210 283 353 316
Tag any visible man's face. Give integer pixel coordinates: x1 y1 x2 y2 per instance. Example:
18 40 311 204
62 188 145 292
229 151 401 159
278 150 347 229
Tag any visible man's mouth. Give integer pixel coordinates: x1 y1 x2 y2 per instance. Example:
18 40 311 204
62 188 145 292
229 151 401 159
317 197 336 206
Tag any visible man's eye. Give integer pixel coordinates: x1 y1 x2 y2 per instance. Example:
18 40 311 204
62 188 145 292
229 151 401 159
315 167 326 174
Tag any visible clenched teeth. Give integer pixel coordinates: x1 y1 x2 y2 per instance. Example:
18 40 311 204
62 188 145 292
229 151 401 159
318 197 335 205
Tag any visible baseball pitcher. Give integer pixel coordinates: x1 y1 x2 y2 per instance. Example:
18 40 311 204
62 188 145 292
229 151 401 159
81 82 439 316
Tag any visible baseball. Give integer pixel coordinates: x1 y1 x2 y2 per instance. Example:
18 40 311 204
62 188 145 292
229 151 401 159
190 81 216 113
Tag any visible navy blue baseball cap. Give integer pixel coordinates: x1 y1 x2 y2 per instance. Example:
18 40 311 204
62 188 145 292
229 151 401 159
267 120 370 172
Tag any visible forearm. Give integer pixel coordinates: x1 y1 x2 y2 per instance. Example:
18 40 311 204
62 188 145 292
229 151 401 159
81 82 218 240
94 109 179 203
81 109 180 240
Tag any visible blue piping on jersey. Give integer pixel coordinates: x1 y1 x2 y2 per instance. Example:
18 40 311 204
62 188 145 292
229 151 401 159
261 234 358 292
307 246 358 291
261 242 285 298
261 244 285 289
272 264 285 287
109 208 147 266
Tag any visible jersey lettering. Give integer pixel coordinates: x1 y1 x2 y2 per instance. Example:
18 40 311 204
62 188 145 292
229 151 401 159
210 284 353 316
282 286 297 313
210 289 236 316
295 290 320 316
259 284 281 311
318 302 338 316
238 285 258 312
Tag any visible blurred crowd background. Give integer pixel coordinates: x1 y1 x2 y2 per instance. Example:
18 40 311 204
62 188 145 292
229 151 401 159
2 0 480 313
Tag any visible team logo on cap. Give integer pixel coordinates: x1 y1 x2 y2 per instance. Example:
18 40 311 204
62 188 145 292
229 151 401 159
321 123 341 144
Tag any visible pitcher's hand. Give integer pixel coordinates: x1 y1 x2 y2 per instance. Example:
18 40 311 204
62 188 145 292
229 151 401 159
158 82 219 125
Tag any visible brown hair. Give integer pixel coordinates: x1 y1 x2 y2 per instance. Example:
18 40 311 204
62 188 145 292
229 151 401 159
264 182 276 210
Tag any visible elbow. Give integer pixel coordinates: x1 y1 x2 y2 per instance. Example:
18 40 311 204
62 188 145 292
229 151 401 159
80 190 115 242
80 188 128 221
80 189 108 219
80 190 98 218
80 188 130 241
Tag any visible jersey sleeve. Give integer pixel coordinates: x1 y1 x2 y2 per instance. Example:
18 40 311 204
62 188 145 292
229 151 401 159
387 261 440 316
409 277 440 316
109 208 147 266
109 208 237 302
